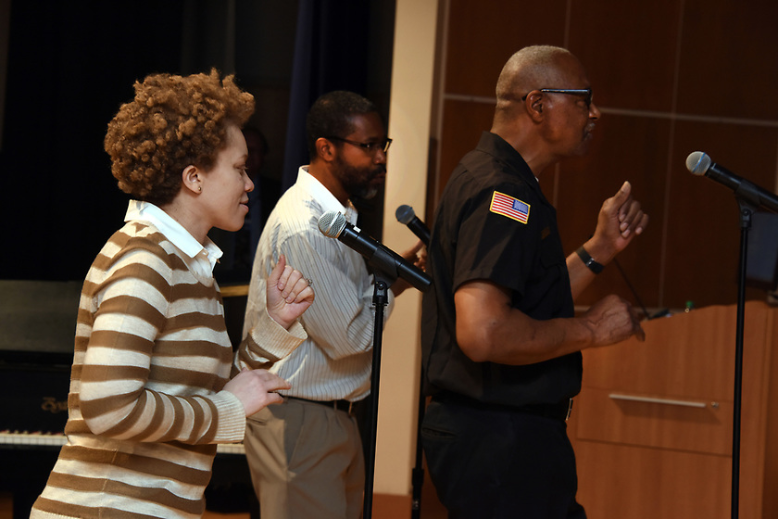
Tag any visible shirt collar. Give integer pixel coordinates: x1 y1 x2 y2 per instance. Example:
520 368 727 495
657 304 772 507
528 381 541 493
297 166 359 225
478 131 544 191
124 200 223 272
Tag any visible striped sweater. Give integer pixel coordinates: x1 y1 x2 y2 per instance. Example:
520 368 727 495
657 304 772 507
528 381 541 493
31 220 306 519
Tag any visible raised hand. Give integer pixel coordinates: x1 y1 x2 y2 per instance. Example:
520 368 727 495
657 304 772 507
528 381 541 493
266 254 314 330
590 181 649 261
403 239 426 270
390 239 426 296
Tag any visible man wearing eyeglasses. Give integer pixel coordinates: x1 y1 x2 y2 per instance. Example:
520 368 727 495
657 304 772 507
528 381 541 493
237 90 422 518
420 46 649 518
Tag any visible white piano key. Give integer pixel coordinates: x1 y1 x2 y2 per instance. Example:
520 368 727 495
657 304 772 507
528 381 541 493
0 431 245 454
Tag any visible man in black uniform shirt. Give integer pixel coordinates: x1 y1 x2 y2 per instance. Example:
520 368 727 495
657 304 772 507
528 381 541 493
421 45 650 518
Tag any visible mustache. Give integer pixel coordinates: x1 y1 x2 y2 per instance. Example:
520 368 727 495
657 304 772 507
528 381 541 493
372 165 387 176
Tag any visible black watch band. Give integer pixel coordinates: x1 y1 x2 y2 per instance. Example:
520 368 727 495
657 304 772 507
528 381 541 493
576 245 604 274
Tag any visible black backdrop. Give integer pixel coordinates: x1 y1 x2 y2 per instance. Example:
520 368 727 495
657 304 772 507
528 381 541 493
0 1 185 280
0 0 395 282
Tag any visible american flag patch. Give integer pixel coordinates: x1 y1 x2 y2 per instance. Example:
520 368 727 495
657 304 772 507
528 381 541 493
489 191 530 224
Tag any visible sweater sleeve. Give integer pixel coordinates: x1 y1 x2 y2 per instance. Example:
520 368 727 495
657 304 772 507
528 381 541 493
235 303 308 370
78 246 244 445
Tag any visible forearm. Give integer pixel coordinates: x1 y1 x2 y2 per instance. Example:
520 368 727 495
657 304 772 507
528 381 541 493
80 367 246 444
567 236 616 300
456 280 643 365
457 295 594 365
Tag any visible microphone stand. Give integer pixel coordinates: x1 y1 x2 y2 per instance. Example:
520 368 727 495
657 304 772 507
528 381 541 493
411 368 425 518
725 169 779 517
730 197 756 519
362 247 400 520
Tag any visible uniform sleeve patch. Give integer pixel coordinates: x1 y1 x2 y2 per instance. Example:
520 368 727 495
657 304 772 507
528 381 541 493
489 191 530 224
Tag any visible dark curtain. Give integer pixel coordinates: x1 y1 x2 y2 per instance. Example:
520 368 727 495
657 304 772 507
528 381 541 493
281 0 372 192
0 1 184 280
0 0 392 281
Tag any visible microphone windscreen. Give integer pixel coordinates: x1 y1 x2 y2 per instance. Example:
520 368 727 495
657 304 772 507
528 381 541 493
686 151 711 175
318 211 347 238
395 204 415 225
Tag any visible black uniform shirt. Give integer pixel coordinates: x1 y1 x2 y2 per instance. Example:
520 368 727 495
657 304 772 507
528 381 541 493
421 132 582 407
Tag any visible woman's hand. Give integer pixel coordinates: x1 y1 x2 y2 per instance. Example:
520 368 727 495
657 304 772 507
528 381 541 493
224 368 291 417
266 254 315 329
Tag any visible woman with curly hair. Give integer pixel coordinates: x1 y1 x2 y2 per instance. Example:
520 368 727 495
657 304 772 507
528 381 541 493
30 70 314 519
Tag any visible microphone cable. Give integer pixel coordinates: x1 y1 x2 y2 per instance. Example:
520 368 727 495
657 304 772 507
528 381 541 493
612 258 652 320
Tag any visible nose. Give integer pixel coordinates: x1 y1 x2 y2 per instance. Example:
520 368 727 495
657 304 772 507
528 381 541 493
374 148 387 164
589 101 601 121
245 174 255 193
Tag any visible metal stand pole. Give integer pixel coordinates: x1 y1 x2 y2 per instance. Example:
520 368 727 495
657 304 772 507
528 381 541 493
358 243 431 519
411 368 425 518
362 276 390 520
731 200 755 518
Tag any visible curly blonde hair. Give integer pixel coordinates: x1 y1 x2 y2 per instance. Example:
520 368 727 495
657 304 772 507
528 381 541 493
105 69 255 206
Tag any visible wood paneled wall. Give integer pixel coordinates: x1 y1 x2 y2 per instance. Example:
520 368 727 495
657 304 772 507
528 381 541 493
431 0 778 310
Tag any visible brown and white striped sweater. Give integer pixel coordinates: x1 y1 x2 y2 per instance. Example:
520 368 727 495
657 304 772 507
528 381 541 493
31 220 306 519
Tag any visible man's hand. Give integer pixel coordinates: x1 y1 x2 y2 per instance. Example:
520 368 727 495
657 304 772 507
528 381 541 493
390 239 426 297
223 368 291 417
266 254 314 330
581 294 645 345
568 181 650 299
588 181 649 262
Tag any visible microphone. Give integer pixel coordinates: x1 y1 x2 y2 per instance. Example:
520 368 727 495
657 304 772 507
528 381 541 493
318 211 431 292
395 205 430 246
685 151 777 212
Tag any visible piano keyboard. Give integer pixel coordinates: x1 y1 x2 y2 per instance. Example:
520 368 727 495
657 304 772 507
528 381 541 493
0 431 246 454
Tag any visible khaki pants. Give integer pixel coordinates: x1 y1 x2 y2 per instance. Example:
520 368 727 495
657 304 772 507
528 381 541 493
244 398 365 518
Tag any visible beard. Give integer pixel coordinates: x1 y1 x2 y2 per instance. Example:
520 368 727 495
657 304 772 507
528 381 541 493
334 156 386 200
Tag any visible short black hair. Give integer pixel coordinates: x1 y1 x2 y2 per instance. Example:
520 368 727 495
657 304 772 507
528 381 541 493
306 91 378 160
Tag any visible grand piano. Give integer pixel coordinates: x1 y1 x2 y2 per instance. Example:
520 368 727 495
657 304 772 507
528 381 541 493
0 280 258 518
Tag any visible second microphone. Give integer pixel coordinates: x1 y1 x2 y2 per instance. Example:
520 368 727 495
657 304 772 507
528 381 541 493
318 211 431 292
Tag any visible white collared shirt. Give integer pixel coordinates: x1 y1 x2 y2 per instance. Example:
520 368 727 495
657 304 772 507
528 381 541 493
238 166 394 401
124 200 223 280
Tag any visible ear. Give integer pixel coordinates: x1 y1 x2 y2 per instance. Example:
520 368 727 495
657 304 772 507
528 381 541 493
182 165 202 194
315 137 337 162
524 90 545 123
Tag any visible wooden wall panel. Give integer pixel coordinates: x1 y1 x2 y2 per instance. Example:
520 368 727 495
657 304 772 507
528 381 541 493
445 0 568 96
572 440 733 518
677 0 778 120
761 311 778 518
567 0 682 112
437 99 493 198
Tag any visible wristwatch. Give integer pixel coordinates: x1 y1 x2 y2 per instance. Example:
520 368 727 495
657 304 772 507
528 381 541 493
576 245 604 274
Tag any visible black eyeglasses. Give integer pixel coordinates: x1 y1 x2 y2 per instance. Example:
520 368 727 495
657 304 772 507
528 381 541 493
521 88 593 108
326 136 393 154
